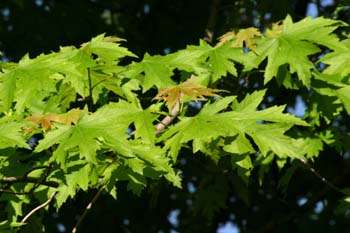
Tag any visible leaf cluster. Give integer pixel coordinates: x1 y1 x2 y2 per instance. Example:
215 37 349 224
0 16 350 232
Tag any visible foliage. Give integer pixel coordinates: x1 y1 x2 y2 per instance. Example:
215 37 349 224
0 15 350 233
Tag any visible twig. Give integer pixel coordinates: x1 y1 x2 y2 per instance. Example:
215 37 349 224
204 0 221 43
21 191 57 223
298 159 345 195
0 189 29 195
155 100 181 135
0 176 59 188
71 187 104 233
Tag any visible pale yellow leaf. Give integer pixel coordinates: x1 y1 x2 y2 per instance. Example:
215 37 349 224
154 79 223 110
232 27 262 49
266 22 283 38
216 31 236 47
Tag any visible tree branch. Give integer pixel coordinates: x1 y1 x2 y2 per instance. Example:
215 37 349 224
204 0 221 43
21 191 57 223
71 187 104 233
155 100 180 135
298 159 345 195
0 176 59 188
0 189 29 195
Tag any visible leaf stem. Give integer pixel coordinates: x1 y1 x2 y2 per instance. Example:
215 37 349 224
87 68 94 112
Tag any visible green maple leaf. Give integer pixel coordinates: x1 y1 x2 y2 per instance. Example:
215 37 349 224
187 41 242 82
311 72 350 118
160 90 309 161
57 48 96 98
34 106 127 166
321 39 350 77
245 123 302 158
125 53 176 92
223 134 255 155
0 116 30 149
162 49 208 74
0 70 16 112
0 46 94 113
34 101 180 186
232 89 266 112
82 34 137 63
335 86 350 115
65 162 98 191
294 137 323 159
0 60 58 113
254 15 344 87
231 153 253 184
54 184 76 209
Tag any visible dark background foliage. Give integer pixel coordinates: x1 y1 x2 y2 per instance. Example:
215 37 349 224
1 1 350 233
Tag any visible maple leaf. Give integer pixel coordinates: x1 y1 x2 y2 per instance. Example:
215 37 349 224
232 27 262 49
25 113 62 131
253 15 344 87
124 53 176 92
320 39 350 77
266 22 283 38
0 116 30 149
187 41 243 82
160 90 309 161
25 109 82 132
154 78 223 110
81 34 136 63
216 31 235 47
216 28 261 50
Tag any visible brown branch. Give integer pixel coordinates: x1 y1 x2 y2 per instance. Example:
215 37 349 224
155 100 181 135
204 0 221 43
71 187 104 233
0 176 59 188
21 191 57 223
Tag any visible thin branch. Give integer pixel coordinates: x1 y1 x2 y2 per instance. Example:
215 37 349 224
21 191 57 223
0 189 29 195
298 159 345 195
71 187 104 233
204 0 221 43
155 100 181 135
0 176 59 188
